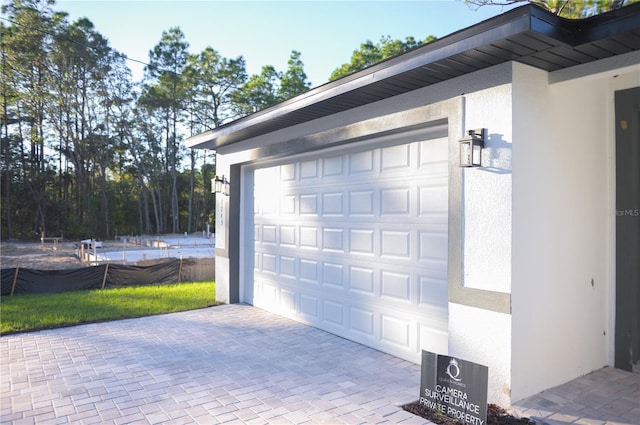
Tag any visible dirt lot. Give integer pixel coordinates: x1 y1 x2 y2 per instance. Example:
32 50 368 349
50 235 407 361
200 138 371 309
2 235 216 270
1 242 83 270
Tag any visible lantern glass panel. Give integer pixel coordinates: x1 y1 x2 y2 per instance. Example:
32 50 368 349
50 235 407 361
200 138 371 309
472 143 482 166
460 140 472 167
214 177 223 194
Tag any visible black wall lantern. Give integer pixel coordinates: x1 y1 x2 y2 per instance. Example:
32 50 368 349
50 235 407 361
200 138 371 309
459 128 486 167
212 175 230 196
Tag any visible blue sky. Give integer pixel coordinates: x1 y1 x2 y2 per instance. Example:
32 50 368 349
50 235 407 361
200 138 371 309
56 0 520 88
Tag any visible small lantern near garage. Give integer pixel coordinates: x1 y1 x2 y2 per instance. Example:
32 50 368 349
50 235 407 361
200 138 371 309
212 175 230 196
459 128 486 167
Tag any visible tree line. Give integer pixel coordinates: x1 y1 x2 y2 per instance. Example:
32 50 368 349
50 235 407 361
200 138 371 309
0 0 437 241
0 0 317 240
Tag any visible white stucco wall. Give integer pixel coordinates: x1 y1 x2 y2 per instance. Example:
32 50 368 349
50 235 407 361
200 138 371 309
510 60 640 402
448 303 512 406
214 255 231 303
448 83 513 407
462 85 513 294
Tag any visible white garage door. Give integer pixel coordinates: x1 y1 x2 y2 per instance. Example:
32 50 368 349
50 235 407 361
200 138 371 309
247 133 449 363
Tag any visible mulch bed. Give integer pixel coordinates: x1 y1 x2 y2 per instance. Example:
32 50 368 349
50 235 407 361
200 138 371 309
402 402 536 425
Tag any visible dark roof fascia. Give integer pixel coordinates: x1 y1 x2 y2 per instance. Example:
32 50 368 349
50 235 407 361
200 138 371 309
185 5 540 150
567 2 640 44
186 3 640 150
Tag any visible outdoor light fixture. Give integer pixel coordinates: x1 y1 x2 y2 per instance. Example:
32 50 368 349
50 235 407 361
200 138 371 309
212 175 230 196
459 128 486 167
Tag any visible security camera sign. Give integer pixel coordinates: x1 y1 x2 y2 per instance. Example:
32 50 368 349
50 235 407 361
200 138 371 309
419 350 488 425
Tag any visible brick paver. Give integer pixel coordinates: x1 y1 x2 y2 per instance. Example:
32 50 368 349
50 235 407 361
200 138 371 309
1 305 428 424
3 304 639 424
511 366 640 424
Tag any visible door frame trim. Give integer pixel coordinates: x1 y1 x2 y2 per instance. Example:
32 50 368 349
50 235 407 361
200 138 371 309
614 86 640 371
234 97 511 315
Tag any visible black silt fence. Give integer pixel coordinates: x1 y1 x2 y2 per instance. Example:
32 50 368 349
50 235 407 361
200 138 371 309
1 258 213 296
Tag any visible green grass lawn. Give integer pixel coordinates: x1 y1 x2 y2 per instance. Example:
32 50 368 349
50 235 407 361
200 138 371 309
1 281 220 335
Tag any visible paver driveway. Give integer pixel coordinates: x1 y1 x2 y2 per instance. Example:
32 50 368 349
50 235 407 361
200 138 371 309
1 304 429 424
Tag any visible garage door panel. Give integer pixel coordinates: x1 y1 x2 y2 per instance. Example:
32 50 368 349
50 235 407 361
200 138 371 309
350 307 375 337
322 192 344 215
300 159 318 179
381 270 411 302
322 155 345 177
349 190 375 215
281 163 296 181
419 323 449 354
281 288 296 313
349 149 376 174
300 226 319 249
381 314 411 348
380 230 411 259
419 276 448 309
416 259 448 279
280 195 296 215
323 299 345 326
380 187 411 215
381 143 412 170
419 231 448 261
300 294 319 318
300 194 318 215
259 281 279 306
252 136 449 363
299 258 319 283
419 185 449 215
322 227 344 252
322 262 344 288
419 136 448 163
349 266 375 294
280 225 296 246
262 225 277 244
261 253 277 274
280 256 296 278
349 229 375 255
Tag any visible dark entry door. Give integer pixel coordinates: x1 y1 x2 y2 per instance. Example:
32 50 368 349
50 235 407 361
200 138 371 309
615 86 640 372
